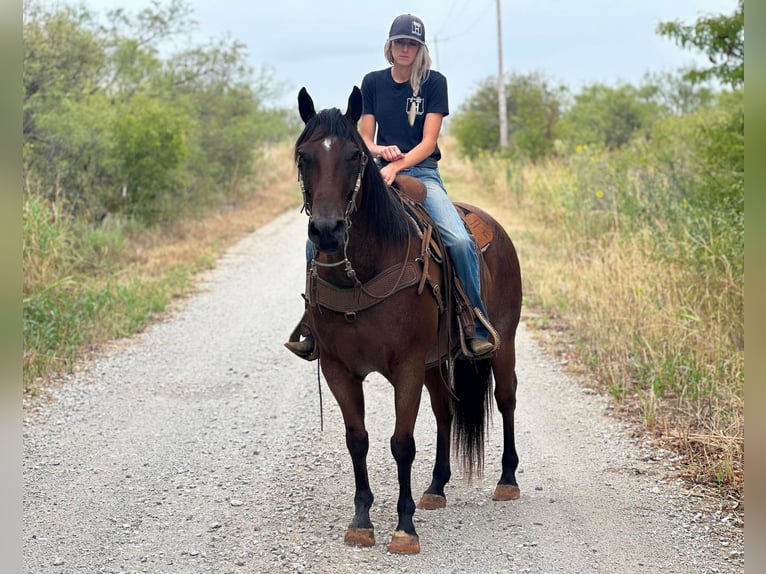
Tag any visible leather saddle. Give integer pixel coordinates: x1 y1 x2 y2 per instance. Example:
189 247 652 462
393 175 493 250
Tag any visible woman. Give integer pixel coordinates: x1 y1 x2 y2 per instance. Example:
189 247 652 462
286 13 495 359
359 13 495 357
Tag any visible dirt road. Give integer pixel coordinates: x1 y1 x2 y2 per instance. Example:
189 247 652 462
23 209 743 573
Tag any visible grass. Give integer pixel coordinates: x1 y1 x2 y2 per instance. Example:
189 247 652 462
437 136 743 500
23 143 300 389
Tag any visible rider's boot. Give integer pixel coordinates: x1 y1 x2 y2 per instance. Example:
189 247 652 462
284 310 318 361
469 334 495 356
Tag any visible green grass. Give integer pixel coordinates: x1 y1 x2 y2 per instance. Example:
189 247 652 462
22 141 300 389
439 123 743 497
23 259 192 386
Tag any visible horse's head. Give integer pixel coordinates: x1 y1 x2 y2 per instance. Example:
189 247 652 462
295 87 367 253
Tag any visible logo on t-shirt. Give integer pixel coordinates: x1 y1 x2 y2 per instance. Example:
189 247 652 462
406 96 424 116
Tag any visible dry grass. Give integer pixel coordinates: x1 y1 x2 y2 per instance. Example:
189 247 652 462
438 136 743 502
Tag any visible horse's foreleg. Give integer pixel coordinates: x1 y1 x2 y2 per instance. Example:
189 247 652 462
387 372 423 554
343 425 375 546
492 351 521 501
418 367 452 510
324 365 375 547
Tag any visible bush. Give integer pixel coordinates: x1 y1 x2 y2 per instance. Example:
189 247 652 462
113 94 191 223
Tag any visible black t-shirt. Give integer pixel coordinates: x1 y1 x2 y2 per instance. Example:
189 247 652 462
360 68 449 168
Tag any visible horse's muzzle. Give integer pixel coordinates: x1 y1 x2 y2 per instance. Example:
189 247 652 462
308 217 346 252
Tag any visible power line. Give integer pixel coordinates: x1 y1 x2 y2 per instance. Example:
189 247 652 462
434 0 467 37
433 0 495 43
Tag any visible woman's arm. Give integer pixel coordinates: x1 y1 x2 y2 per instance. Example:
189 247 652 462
377 113 443 185
360 114 405 164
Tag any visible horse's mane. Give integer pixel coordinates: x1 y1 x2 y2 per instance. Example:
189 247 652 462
295 108 412 246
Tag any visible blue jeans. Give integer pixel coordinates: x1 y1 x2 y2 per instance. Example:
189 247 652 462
401 166 490 338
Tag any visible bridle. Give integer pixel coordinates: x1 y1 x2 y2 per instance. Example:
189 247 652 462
297 148 369 281
297 148 368 219
297 144 413 306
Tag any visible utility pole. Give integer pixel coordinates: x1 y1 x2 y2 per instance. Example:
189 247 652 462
496 0 508 147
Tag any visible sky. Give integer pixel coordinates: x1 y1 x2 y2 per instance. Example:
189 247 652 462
81 0 737 112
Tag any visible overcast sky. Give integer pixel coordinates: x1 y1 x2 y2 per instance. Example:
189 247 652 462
82 0 736 112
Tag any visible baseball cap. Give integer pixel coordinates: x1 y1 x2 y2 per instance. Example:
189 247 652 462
388 14 426 45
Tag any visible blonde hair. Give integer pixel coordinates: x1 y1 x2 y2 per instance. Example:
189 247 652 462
384 39 432 126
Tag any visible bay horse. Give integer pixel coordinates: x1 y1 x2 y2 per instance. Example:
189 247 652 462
293 86 522 554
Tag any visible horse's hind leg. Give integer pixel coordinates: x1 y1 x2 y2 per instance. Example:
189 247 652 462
417 365 452 510
491 344 521 501
323 364 376 547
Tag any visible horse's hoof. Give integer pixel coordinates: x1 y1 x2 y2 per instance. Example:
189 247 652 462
417 493 447 510
387 530 420 554
492 484 521 501
344 527 375 547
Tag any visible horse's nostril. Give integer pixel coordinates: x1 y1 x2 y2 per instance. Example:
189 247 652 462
308 218 345 251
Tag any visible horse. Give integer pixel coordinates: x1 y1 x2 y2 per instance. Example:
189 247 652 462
292 86 522 554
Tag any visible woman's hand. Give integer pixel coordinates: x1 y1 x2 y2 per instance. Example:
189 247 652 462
375 145 405 185
376 144 405 164
379 162 400 186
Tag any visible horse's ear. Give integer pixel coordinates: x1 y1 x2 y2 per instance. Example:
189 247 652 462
298 87 316 124
345 86 363 124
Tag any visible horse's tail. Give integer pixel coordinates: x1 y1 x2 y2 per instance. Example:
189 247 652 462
451 356 493 481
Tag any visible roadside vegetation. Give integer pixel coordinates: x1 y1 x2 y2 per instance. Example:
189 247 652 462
447 1 744 496
24 0 743 500
23 0 301 385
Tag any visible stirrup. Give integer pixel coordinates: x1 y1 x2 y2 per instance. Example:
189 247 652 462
285 318 319 361
459 307 500 358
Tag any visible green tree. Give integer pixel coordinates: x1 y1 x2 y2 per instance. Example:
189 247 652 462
656 0 744 88
558 83 663 150
450 78 500 158
113 94 190 223
100 0 195 99
23 2 105 143
29 93 120 216
640 69 715 116
451 72 563 160
23 0 295 225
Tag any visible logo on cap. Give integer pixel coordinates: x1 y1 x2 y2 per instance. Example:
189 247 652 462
411 21 422 38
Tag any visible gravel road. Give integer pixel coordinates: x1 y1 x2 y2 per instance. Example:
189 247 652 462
23 209 744 573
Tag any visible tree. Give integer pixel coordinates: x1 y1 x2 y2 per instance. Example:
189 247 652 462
113 93 190 223
558 83 663 150
23 2 105 139
451 72 564 160
656 0 744 88
639 69 715 116
24 0 297 224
